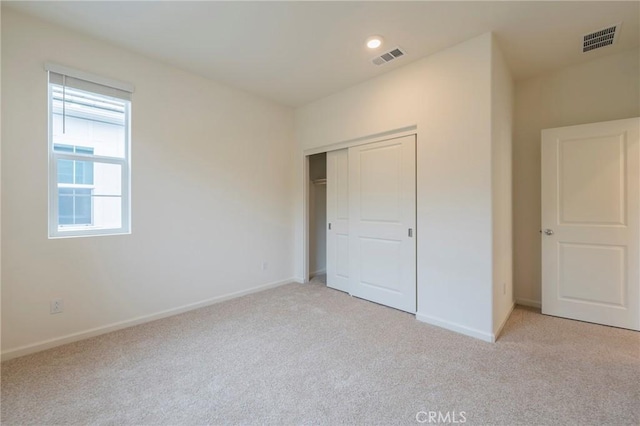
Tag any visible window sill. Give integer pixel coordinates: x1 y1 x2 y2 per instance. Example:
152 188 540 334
48 229 131 239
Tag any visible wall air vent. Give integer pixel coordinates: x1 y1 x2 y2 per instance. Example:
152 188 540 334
583 23 620 53
371 47 406 66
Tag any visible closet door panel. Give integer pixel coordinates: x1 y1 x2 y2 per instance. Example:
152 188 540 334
326 149 350 293
348 135 416 313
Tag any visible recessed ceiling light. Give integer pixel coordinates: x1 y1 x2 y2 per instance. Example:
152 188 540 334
366 36 383 49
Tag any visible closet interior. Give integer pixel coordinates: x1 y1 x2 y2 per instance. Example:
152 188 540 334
309 152 327 281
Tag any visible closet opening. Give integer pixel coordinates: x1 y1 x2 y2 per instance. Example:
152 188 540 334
308 152 327 285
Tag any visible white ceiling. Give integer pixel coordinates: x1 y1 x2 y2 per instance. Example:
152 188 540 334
5 1 639 107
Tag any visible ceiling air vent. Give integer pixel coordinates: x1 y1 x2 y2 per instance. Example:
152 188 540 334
371 47 406 66
583 23 620 53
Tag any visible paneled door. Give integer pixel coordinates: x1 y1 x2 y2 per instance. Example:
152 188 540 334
326 149 350 293
348 135 416 313
541 118 640 330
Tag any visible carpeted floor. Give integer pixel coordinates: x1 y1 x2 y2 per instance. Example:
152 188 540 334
2 276 639 425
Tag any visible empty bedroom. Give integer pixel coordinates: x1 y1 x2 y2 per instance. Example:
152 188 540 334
1 1 639 425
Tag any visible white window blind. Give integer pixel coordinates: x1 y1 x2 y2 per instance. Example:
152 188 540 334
45 62 134 100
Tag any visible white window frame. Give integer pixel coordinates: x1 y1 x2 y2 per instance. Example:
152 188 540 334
47 64 133 238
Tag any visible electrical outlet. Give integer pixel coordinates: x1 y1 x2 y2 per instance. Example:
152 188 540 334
50 298 64 314
261 262 268 271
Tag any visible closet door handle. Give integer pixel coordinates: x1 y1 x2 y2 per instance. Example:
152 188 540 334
408 228 413 237
328 223 332 230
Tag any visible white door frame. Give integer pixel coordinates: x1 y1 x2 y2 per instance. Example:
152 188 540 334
302 126 417 283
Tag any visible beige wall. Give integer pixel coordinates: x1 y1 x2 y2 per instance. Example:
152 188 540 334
1 9 296 358
0 5 3 346
296 33 513 341
513 48 640 307
491 37 514 335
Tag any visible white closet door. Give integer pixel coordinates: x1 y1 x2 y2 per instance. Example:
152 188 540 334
348 135 416 313
326 149 350 293
541 118 640 330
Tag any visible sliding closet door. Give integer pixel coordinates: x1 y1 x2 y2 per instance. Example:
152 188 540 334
348 135 416 313
326 149 350 293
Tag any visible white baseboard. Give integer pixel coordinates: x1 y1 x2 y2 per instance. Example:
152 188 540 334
416 312 494 343
493 303 515 341
515 297 541 309
1 277 295 361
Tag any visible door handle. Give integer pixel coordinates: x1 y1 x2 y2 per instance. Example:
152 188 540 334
543 229 554 236
408 228 413 237
328 223 332 230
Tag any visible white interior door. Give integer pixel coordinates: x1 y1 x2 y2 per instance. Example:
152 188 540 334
348 135 416 313
326 149 350 293
541 118 640 330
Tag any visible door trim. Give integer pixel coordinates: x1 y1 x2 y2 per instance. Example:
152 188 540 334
303 125 417 157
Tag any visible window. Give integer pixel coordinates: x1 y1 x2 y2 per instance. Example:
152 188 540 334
47 63 133 238
55 144 94 226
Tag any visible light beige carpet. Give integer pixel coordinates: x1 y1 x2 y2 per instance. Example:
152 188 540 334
2 276 639 425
